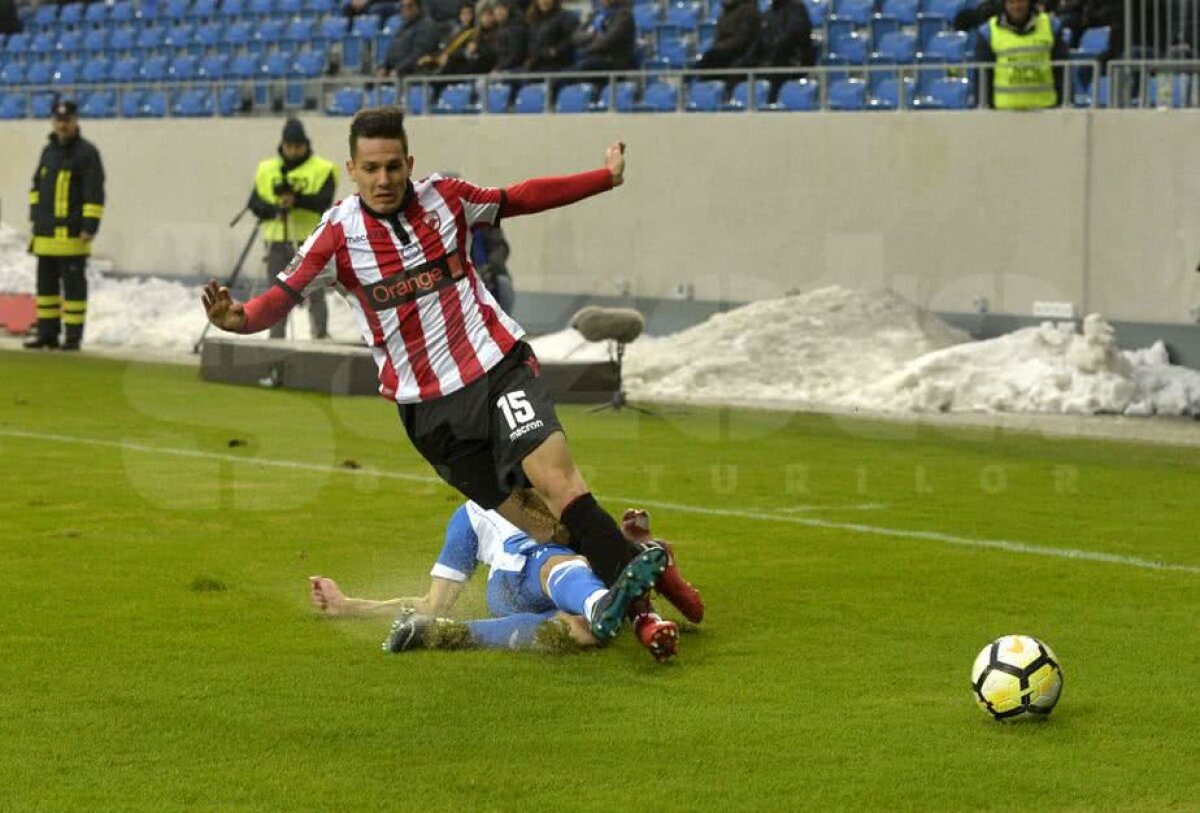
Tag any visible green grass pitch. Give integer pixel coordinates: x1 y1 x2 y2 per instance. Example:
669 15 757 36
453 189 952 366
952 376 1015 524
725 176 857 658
1 351 1198 812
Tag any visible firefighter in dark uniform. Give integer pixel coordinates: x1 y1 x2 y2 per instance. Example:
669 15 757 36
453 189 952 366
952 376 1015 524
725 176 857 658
25 100 105 350
248 118 338 340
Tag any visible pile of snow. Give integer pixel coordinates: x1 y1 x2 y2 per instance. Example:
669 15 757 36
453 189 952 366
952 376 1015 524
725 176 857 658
4 221 1198 417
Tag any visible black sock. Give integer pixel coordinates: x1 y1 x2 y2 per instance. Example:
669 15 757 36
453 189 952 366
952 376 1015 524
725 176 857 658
560 493 636 587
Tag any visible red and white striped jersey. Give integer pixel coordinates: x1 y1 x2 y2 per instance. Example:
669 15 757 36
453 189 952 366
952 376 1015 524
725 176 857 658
275 174 524 403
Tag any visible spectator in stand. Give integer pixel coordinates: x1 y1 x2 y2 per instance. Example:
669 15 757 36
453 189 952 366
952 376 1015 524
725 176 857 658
427 0 464 23
0 0 21 36
954 0 1000 32
574 0 635 72
1054 0 1121 60
754 0 813 101
377 0 441 79
442 2 501 74
492 0 529 71
975 0 1069 108
524 0 576 72
417 1 478 73
697 0 761 70
344 0 397 30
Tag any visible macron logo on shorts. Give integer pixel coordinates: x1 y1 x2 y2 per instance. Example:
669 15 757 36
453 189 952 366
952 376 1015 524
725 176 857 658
508 419 545 442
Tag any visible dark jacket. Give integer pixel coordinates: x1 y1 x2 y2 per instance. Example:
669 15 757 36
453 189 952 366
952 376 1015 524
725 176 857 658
975 10 1070 107
582 1 635 68
494 16 528 70
524 7 576 70
757 0 813 66
384 14 441 75
444 25 499 73
703 0 761 67
0 0 21 35
30 132 105 257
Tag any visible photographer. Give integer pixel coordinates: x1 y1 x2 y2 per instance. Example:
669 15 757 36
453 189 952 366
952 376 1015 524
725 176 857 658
247 119 338 340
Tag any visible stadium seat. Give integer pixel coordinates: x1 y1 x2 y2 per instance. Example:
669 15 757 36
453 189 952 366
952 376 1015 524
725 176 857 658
141 90 169 117
327 86 363 115
135 27 164 51
223 22 254 50
351 15 381 38
831 0 873 26
109 55 140 82
919 0 965 20
665 1 701 29
198 53 229 79
0 62 25 86
220 0 247 18
30 32 56 55
163 23 195 49
306 0 337 15
686 79 725 111
0 92 27 118
120 88 145 116
262 51 292 78
872 30 918 65
725 78 769 109
880 0 918 24
433 83 476 114
651 37 691 69
256 19 287 44
189 0 218 18
920 29 968 62
318 15 347 40
84 2 110 25
285 18 316 43
696 22 716 53
32 5 58 29
110 1 137 24
57 30 84 53
922 75 970 108
294 48 327 78
555 81 596 112
773 78 818 110
80 89 116 117
633 3 661 34
218 85 242 115
25 61 54 84
228 53 260 79
277 0 304 14
52 60 80 85
825 31 869 64
638 80 678 111
916 14 946 50
869 76 913 108
31 91 55 117
140 55 170 81
194 22 223 48
59 3 86 27
163 0 191 21
4 32 30 55
82 29 109 52
81 56 112 83
486 82 511 113
870 14 901 44
108 26 137 52
174 88 214 115
513 83 547 113
803 0 828 26
248 0 275 16
169 54 199 80
828 77 867 109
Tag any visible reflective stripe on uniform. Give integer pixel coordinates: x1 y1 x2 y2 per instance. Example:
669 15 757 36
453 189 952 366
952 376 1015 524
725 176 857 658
62 300 88 325
32 235 90 256
82 203 104 219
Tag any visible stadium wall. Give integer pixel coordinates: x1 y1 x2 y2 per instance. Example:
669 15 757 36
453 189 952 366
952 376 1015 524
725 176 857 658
0 112 1197 328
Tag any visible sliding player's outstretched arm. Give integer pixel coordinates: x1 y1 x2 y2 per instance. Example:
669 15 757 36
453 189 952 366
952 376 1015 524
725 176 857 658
309 575 464 617
496 141 626 218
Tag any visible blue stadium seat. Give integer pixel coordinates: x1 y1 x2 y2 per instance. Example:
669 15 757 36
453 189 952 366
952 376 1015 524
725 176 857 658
163 23 195 49
169 53 199 80
922 75 970 108
30 32 56 55
60 4 86 26
824 17 854 46
638 80 678 111
218 85 242 115
277 0 304 14
513 83 547 113
136 27 164 51
306 0 337 14
869 76 912 108
110 1 137 23
651 37 691 69
109 55 140 82
83 29 109 52
31 91 56 116
257 19 287 44
164 0 191 21
380 13 404 35
81 56 112 83
228 53 260 79
223 21 254 50
371 83 398 105
33 5 58 29
880 0 918 24
318 16 347 40
831 0 872 26
916 14 946 50
52 60 80 85
285 18 316 43
869 14 900 44
432 83 476 113
665 2 701 29
327 86 363 115
84 2 110 25
0 62 26 85
55 30 84 53
262 51 291 78
5 32 30 55
828 77 867 109
341 35 366 71
555 81 596 112
920 29 967 62
352 15 381 38
773 78 818 110
248 0 276 16
121 88 146 116
294 48 327 77
26 61 54 84
825 31 868 64
685 78 724 110
194 22 222 47
108 26 137 52
174 88 214 115
198 52 229 79
189 0 218 18
80 89 116 117
0 92 27 118
633 4 661 33
140 55 170 81
872 30 917 64
142 90 169 117
220 0 247 18
725 78 769 109
696 22 716 53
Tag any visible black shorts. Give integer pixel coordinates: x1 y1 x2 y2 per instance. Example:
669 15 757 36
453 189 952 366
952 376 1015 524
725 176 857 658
398 341 562 509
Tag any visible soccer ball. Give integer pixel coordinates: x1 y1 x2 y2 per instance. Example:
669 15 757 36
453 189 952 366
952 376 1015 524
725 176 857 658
970 635 1063 721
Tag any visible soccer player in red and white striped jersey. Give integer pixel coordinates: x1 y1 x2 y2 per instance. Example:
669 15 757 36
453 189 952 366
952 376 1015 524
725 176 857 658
202 107 674 643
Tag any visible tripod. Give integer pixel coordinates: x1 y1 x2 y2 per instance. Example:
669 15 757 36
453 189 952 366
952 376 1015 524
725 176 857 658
589 340 655 414
192 207 259 354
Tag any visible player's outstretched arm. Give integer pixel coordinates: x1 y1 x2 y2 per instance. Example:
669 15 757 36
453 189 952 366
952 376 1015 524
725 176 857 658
201 280 247 332
310 576 429 617
501 141 627 218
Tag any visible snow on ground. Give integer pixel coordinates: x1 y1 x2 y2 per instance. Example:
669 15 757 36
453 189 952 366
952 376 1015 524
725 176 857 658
3 222 1198 417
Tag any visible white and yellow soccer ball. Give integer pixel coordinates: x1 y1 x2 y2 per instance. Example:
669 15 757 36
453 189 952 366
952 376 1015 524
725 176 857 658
970 635 1063 721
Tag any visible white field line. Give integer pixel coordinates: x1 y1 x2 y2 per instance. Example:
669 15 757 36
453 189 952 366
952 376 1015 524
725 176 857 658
776 503 890 513
4 428 1198 576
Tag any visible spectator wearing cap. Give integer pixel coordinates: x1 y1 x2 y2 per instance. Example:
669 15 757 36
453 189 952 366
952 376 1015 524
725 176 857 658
247 119 338 340
25 100 105 351
524 0 576 72
441 2 501 75
377 0 441 79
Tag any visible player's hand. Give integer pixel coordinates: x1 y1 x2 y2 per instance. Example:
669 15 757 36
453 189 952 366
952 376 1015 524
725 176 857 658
277 193 295 212
605 141 626 187
201 280 247 332
80 231 94 243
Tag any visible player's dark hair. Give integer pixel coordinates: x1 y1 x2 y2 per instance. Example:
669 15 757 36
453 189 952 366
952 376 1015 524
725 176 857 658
349 106 408 158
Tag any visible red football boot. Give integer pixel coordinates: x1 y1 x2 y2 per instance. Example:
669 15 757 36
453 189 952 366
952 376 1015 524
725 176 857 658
622 510 705 624
628 596 679 662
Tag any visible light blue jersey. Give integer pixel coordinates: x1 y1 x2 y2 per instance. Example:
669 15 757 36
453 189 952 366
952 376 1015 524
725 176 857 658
433 501 575 617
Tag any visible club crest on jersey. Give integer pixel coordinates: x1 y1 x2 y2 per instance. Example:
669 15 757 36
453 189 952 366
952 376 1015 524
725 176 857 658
424 212 441 231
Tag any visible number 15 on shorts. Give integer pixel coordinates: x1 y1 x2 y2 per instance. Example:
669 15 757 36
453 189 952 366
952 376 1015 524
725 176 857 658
497 390 536 429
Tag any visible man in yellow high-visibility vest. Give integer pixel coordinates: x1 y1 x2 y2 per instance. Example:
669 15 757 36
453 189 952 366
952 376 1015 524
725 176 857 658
975 0 1069 109
247 119 338 339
